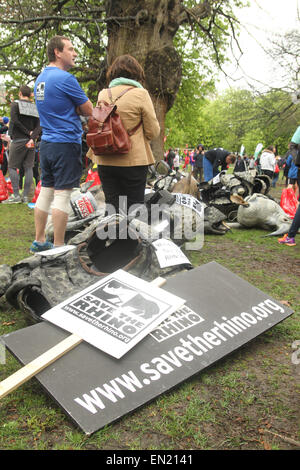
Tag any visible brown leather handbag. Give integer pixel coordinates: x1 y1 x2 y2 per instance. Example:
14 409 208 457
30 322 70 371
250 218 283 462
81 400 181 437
86 87 142 155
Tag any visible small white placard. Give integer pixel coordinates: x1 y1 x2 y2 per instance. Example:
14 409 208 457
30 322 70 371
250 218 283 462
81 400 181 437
174 194 204 217
211 174 221 184
152 239 191 268
42 269 185 359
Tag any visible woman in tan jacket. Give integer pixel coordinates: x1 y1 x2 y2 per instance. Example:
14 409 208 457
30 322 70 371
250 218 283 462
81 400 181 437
91 54 160 214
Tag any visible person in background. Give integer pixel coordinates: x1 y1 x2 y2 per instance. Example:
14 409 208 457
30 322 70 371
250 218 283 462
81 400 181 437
189 149 195 171
260 145 276 180
278 201 300 246
271 156 281 188
255 155 261 174
193 143 205 182
173 149 180 172
203 147 236 182
248 155 255 170
166 147 175 170
0 116 9 176
284 142 299 200
183 152 190 169
283 161 289 187
233 154 246 172
3 86 41 204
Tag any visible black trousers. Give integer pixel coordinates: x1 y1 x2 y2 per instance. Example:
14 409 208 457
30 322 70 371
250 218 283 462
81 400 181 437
193 166 203 182
97 164 148 214
262 169 274 179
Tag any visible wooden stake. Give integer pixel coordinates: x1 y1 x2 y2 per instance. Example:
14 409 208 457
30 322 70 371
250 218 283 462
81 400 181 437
0 334 82 399
0 277 166 400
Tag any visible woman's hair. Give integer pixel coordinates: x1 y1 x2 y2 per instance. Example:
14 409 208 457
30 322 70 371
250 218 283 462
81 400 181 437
106 54 145 85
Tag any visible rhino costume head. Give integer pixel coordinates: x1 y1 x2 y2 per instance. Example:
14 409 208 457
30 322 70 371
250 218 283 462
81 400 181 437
237 193 293 236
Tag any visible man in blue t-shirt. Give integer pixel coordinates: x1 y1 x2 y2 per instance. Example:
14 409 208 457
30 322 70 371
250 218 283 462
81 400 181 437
30 35 93 253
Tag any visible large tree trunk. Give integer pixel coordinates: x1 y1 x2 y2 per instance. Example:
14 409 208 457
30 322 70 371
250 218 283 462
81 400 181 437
104 0 187 160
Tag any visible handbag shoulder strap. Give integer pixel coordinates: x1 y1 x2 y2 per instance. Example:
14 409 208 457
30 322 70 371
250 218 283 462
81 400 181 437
106 87 142 136
127 121 142 136
107 87 135 105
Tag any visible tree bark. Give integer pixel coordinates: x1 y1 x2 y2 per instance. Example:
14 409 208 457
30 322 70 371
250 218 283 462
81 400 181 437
104 0 209 160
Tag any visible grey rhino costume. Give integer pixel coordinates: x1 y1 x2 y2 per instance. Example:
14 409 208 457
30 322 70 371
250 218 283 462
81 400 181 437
0 212 192 324
236 193 293 236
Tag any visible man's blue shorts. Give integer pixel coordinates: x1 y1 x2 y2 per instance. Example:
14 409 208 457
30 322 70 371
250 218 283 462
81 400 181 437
39 141 82 189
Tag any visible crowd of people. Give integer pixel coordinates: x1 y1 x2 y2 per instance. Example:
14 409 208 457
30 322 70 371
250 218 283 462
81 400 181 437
165 145 236 183
0 34 299 250
164 143 299 245
164 144 300 197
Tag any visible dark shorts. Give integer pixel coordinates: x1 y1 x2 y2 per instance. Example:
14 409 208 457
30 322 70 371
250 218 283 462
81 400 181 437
8 140 35 169
40 141 82 189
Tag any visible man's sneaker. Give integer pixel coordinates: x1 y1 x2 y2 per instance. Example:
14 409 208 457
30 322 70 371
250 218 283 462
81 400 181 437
278 235 296 246
30 240 54 253
22 196 29 203
2 195 22 204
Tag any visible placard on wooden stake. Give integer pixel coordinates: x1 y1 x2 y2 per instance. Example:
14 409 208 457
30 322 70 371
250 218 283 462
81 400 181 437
1 262 294 435
0 273 183 399
41 269 185 359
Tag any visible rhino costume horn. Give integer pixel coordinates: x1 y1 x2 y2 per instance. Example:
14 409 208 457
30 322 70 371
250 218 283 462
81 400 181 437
262 222 295 237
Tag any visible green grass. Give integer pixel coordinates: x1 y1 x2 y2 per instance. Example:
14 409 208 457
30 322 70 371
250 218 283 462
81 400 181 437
0 183 299 450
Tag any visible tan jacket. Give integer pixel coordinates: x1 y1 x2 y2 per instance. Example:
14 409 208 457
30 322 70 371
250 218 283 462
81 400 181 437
89 85 160 167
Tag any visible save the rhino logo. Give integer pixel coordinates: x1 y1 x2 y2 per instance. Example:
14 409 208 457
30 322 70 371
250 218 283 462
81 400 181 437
36 82 45 101
61 277 172 342
93 280 161 320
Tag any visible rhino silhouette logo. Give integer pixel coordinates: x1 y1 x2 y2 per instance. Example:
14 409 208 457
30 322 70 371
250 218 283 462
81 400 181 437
94 280 161 320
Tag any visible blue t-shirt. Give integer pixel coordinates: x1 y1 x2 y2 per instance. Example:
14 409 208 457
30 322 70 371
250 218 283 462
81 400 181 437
34 66 88 144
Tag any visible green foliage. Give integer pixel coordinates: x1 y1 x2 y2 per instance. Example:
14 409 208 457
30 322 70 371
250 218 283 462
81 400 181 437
169 86 300 154
0 0 107 100
1 0 297 155
0 1 247 112
164 0 246 149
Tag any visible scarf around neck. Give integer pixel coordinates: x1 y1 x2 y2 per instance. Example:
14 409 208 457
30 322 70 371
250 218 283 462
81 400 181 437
109 77 143 88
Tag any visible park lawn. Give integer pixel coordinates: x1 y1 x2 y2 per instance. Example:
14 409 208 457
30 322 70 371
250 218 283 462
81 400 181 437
0 179 299 450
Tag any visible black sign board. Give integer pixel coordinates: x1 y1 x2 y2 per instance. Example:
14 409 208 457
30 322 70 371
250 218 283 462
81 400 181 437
1 262 293 435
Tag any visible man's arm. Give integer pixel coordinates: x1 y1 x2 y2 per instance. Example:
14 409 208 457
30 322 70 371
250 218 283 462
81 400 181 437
30 119 42 141
76 99 93 117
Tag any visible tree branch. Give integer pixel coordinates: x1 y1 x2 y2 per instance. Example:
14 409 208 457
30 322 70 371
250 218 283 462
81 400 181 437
177 1 211 26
